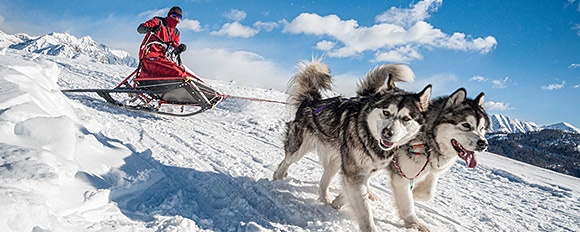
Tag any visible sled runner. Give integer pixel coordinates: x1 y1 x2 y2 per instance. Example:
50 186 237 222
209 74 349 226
63 33 226 117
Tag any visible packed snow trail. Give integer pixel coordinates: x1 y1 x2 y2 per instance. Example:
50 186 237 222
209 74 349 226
1 48 579 231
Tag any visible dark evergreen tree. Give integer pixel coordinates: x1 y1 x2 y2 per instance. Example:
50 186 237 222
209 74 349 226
487 130 580 178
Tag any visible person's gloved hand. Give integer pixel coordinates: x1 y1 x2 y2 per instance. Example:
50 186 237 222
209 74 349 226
176 44 187 54
148 25 161 33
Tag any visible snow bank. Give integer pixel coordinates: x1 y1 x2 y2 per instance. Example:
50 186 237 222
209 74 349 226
0 52 133 231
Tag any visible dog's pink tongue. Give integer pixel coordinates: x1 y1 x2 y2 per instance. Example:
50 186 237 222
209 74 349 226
465 151 477 168
382 140 394 148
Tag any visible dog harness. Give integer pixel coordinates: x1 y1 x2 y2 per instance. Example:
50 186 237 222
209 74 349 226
392 144 430 190
310 97 363 138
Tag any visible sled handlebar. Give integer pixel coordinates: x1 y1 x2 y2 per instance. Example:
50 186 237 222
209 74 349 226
149 32 176 46
146 32 183 65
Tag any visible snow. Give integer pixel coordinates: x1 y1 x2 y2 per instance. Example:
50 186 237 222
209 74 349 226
4 31 137 67
488 114 541 134
0 31 27 48
543 122 580 134
488 114 580 135
1 47 580 232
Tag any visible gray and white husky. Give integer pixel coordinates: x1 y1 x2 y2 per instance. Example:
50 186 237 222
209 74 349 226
387 88 489 232
272 60 431 231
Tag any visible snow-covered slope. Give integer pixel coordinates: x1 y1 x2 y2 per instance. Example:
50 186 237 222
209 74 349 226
543 122 580 134
0 31 34 47
488 114 541 134
2 30 137 67
1 47 579 232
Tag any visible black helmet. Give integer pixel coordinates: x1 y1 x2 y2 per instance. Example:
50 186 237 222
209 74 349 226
168 6 182 17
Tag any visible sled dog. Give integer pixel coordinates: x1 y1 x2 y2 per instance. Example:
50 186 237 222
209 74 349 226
272 60 431 232
387 88 489 232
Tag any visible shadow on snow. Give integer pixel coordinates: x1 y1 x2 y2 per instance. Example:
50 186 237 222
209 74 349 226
77 129 344 231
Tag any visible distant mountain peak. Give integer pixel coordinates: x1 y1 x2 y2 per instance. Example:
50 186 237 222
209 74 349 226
2 30 137 67
543 122 580 134
488 114 541 134
0 30 33 47
488 114 579 134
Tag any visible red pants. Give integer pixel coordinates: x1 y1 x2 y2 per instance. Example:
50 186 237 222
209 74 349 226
140 57 185 79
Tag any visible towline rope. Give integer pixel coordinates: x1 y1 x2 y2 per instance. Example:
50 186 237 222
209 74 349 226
201 90 288 105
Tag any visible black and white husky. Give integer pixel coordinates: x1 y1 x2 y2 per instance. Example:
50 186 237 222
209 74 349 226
387 88 489 232
272 60 431 231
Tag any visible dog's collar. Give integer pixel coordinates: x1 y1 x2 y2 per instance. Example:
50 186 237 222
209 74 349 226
393 144 430 190
408 144 426 155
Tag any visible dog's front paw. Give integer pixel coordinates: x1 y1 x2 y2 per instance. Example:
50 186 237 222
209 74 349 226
318 195 332 205
405 221 430 232
272 170 287 180
330 194 345 209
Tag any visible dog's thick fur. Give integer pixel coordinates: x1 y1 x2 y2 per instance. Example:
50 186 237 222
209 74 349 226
387 88 489 232
273 60 431 232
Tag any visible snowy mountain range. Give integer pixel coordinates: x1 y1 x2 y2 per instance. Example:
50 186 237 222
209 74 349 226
0 30 137 67
488 113 580 134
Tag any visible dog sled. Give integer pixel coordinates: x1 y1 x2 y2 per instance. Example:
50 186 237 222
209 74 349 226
63 33 226 117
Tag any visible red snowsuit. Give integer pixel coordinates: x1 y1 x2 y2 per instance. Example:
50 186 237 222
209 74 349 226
138 17 185 79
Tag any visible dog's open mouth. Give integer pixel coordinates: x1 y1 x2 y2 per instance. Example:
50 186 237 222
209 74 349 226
379 140 395 150
451 139 477 168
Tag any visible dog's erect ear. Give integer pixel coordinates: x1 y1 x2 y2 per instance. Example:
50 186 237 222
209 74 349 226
386 75 396 90
445 88 466 109
418 84 432 112
475 92 485 109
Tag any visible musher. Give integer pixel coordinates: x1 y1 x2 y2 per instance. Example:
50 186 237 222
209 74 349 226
137 6 187 79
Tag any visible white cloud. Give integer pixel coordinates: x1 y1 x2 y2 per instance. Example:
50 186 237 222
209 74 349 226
182 48 291 91
180 19 202 32
211 21 258 38
373 45 423 63
223 9 247 21
253 21 279 32
470 75 515 89
567 0 580 11
435 32 497 53
470 75 488 82
484 101 514 111
569 63 580 68
316 40 336 51
375 0 442 28
282 4 497 63
541 80 566 90
492 77 510 89
573 23 580 36
573 84 580 88
283 13 359 37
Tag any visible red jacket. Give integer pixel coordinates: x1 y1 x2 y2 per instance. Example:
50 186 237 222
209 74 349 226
138 17 180 60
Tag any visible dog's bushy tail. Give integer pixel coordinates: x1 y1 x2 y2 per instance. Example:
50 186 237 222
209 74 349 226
287 60 332 107
356 64 414 96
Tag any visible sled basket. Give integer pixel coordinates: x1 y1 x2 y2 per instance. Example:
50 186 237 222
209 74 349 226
134 76 224 110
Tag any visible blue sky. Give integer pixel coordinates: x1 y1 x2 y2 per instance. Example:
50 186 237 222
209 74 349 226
1 0 579 127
